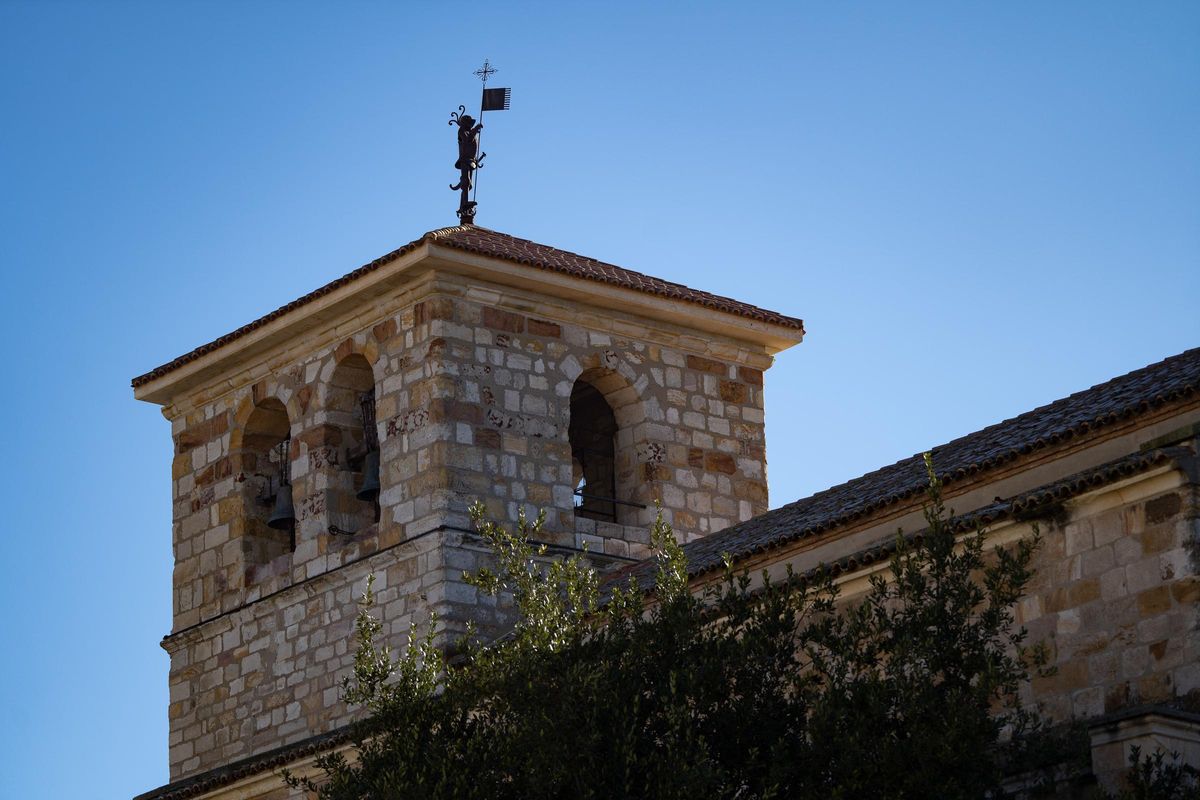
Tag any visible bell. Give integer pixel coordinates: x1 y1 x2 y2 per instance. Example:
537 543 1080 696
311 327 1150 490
357 450 381 502
267 484 296 530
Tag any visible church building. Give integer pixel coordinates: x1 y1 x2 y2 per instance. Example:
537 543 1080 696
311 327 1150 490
132 225 1198 799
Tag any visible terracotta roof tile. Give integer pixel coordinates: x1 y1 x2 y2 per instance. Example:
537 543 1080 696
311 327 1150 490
427 227 803 329
131 226 803 389
808 446 1184 581
606 347 1200 591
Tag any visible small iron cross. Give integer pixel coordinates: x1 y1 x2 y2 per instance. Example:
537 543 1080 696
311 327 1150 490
474 59 498 86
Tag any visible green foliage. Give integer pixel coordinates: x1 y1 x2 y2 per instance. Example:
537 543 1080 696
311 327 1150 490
287 455 1045 799
1112 747 1200 800
797 455 1047 798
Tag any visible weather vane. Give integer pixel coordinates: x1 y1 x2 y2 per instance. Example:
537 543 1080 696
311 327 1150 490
449 59 511 225
474 58 498 84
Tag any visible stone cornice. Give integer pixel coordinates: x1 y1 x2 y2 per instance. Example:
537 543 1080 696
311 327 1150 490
161 524 444 652
723 446 1189 598
132 726 354 800
135 243 803 412
423 245 804 356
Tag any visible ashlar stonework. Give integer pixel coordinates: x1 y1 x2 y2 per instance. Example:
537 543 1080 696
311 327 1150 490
133 226 1200 800
136 228 804 781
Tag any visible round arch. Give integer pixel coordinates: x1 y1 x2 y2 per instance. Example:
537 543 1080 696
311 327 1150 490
568 365 648 526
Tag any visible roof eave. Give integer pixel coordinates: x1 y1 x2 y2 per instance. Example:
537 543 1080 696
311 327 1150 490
134 242 805 409
132 241 435 406
423 243 805 355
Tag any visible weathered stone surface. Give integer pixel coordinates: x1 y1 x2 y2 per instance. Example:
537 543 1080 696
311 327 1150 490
1145 493 1181 524
686 354 725 375
157 285 781 780
738 366 763 386
372 318 397 342
704 452 737 475
482 306 525 333
1016 487 1197 729
718 380 748 404
527 318 561 338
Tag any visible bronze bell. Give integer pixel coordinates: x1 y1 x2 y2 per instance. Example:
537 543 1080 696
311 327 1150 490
357 450 381 502
267 483 296 530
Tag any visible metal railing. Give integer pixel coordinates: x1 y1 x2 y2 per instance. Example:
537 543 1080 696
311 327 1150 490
573 488 646 522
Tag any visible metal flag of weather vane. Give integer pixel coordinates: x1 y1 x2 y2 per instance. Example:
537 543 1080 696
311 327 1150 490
449 59 511 225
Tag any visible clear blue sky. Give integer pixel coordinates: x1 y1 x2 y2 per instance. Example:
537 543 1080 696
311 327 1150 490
1 2 1196 797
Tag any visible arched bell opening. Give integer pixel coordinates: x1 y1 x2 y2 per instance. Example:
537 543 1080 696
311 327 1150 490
236 398 296 564
569 368 646 526
326 354 379 535
570 381 618 522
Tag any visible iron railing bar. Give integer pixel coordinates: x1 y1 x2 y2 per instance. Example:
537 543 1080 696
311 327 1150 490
572 490 647 510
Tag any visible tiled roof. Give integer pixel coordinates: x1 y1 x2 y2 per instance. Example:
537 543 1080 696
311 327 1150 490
807 446 1184 582
131 226 804 389
429 226 804 329
607 347 1200 591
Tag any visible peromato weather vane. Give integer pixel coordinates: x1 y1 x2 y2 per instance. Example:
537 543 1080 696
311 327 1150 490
449 59 510 225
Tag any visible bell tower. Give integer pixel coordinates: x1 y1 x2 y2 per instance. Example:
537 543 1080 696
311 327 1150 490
132 225 803 790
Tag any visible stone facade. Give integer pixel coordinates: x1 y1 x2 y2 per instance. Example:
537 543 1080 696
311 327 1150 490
750 468 1200 725
1018 477 1200 725
710 416 1200 796
139 246 801 781
133 226 1198 800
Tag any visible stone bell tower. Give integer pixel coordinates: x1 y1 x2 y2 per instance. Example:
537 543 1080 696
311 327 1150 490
132 225 804 797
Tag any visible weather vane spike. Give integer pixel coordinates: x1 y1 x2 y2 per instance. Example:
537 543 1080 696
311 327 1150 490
449 61 511 226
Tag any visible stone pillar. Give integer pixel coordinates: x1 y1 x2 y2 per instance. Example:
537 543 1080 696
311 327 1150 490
1088 707 1200 794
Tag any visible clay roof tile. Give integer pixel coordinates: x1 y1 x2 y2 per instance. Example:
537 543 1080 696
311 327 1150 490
607 347 1200 591
131 226 803 389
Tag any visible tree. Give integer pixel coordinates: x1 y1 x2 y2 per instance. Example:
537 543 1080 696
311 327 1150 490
1114 747 1200 800
286 455 1045 799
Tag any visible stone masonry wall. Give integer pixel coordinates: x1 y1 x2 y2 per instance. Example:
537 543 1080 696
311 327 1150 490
164 538 441 779
1017 480 1200 722
162 279 778 779
416 290 770 543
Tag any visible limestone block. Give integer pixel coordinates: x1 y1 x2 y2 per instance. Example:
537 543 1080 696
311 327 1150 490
1126 556 1164 594
1082 546 1115 578
1113 535 1143 566
1073 686 1105 717
1100 566 1128 601
1065 523 1094 556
